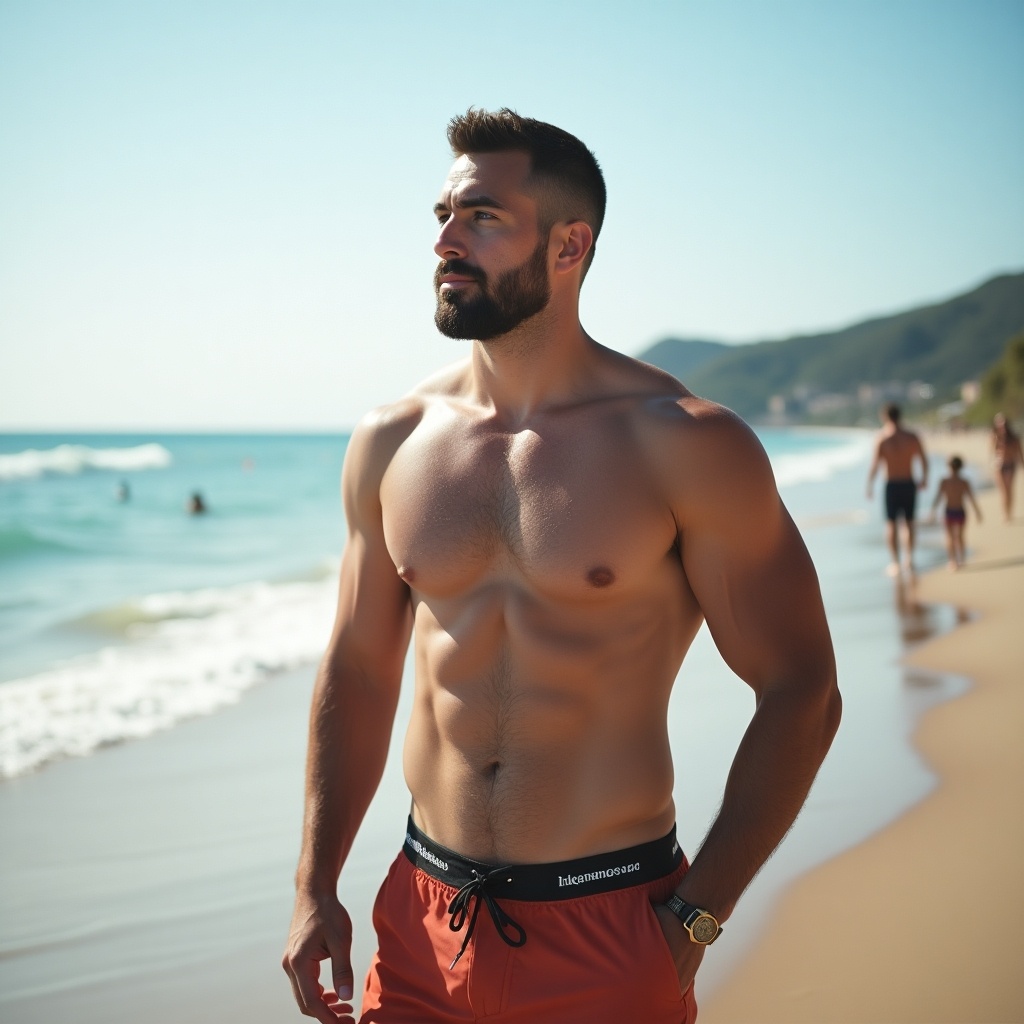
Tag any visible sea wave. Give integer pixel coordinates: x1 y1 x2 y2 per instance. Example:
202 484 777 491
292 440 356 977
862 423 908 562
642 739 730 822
0 575 337 779
770 432 873 488
0 443 172 482
0 524 76 558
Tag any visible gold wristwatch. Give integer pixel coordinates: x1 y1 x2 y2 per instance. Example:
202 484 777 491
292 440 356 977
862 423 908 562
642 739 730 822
664 895 722 945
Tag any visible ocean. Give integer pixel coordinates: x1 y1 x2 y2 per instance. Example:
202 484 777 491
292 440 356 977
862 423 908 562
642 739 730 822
0 427 878 781
0 434 346 777
0 428 969 1015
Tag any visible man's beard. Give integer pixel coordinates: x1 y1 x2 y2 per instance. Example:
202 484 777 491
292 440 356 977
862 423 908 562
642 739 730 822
434 239 551 341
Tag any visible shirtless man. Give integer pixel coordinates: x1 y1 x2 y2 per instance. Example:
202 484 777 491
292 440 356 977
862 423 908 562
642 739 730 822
866 404 928 576
282 109 841 1024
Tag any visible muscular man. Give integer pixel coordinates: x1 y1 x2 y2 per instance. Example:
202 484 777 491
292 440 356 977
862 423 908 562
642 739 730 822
866 403 928 576
283 109 841 1024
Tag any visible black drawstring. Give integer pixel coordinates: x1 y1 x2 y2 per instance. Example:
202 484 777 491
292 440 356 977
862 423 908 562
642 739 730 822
447 866 527 969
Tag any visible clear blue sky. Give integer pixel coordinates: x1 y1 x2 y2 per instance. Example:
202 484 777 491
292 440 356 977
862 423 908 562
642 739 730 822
1 0 1022 430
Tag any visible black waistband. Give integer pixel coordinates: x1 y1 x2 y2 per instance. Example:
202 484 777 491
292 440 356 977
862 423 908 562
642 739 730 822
402 817 683 902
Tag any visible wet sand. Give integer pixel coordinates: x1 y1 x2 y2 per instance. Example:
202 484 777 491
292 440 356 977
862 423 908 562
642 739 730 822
703 429 1024 1023
3 429 1016 1023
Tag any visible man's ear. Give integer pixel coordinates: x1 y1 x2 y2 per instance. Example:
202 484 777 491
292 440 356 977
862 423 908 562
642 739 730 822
551 221 594 276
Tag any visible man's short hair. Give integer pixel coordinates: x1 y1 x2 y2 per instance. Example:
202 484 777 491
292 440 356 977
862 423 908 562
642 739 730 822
885 403 902 423
447 108 606 276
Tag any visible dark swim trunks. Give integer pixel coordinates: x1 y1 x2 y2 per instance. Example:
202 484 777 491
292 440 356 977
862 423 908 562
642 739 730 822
359 818 696 1023
945 508 966 524
885 479 918 521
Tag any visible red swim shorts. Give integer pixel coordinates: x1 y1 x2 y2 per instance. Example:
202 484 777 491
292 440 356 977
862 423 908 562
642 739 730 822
359 818 697 1023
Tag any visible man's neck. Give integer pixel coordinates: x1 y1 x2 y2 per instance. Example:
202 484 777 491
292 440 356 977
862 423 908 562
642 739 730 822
468 308 598 427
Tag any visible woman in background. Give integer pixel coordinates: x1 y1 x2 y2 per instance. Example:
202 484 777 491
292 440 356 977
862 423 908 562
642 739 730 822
991 414 1024 521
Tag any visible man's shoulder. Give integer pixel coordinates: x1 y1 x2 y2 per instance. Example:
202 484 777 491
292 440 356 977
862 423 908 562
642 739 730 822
603 348 741 433
351 395 427 453
894 426 924 457
878 426 919 448
623 375 772 503
637 397 779 537
346 360 474 481
344 395 431 498
621 361 757 454
353 360 471 448
593 351 775 509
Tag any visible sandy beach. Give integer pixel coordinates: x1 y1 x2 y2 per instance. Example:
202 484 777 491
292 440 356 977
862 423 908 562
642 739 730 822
704 429 1024 1024
1 426 1019 1023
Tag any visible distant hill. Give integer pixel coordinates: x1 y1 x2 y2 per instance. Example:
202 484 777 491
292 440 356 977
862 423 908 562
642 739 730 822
637 338 729 379
637 272 1024 422
967 331 1024 425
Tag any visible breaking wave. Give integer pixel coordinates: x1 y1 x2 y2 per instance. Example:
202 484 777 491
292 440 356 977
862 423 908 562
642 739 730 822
0 574 337 778
0 444 172 482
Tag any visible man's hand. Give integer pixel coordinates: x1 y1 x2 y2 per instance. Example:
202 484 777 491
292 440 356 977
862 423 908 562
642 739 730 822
282 892 356 1023
653 903 706 996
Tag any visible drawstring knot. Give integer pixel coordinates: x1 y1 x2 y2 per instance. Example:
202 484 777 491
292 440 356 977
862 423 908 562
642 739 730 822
447 866 527 969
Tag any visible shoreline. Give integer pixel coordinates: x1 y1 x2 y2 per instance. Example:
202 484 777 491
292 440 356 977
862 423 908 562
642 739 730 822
1 428 1014 1021
703 428 1024 1022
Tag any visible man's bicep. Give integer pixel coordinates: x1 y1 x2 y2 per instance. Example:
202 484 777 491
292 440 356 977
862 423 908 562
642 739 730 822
324 418 414 684
325 526 412 687
680 467 833 698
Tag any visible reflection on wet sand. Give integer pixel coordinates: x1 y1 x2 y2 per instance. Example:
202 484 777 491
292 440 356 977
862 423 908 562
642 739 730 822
888 579 972 772
891 575 972 648
891 576 973 726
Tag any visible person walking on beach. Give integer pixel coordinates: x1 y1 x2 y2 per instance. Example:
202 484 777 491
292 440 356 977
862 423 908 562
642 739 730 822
282 108 840 1024
931 456 982 570
866 404 928 577
991 413 1024 521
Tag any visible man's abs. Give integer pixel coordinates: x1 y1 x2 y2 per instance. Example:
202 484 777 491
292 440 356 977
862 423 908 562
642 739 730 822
401 580 699 865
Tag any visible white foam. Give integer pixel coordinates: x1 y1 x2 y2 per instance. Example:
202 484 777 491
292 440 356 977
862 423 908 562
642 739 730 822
770 432 873 488
0 575 337 778
0 444 172 481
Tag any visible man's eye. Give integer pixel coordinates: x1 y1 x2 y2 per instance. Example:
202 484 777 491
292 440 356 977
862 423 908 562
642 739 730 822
474 211 496 221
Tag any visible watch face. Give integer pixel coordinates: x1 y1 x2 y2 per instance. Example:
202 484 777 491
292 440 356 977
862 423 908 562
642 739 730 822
690 914 719 944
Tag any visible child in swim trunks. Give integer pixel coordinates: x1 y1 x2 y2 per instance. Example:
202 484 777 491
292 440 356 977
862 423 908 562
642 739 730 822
931 456 982 570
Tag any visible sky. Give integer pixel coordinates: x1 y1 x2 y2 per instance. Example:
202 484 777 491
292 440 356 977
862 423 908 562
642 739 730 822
1 0 1022 431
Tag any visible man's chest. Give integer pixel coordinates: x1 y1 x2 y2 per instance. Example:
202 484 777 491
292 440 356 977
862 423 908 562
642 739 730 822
379 417 674 599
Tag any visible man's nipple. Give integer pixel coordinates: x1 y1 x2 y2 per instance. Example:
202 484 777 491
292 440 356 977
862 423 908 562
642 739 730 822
397 564 416 584
586 566 616 588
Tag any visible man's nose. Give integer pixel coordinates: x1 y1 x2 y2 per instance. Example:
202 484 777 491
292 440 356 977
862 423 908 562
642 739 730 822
434 218 467 260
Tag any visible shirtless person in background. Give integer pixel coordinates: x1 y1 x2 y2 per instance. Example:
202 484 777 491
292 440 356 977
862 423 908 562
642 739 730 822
283 109 841 1024
866 404 929 577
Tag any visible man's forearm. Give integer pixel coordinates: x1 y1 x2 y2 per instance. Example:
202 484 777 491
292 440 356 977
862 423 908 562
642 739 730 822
295 661 402 895
866 455 879 492
675 679 841 920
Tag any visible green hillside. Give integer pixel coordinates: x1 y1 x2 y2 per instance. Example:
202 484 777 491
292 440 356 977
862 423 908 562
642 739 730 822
967 331 1024 425
637 272 1024 422
637 338 728 379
